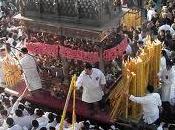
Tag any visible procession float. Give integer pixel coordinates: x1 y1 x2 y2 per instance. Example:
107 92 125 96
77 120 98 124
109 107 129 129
2 0 162 126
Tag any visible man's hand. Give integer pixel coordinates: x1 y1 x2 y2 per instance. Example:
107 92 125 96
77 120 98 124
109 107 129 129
123 91 130 98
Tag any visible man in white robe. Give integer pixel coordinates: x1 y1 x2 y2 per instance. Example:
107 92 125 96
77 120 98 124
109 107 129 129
19 48 42 92
159 62 175 103
6 117 23 130
76 63 106 114
158 50 167 77
147 6 156 21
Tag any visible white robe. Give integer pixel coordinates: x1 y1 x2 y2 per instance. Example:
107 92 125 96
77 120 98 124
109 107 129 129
159 68 175 103
159 56 166 73
147 8 156 21
20 54 42 91
7 124 23 130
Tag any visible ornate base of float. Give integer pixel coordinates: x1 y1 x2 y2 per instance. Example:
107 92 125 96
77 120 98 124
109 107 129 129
8 80 112 124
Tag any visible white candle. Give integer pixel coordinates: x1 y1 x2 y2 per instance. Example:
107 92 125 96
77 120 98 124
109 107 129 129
56 72 58 77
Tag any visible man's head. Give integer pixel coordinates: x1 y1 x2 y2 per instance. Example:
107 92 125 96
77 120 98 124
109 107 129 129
36 109 44 117
6 118 14 127
147 85 154 93
21 47 28 54
0 110 8 118
49 127 55 130
40 127 47 130
84 63 92 75
26 107 35 115
15 109 23 117
18 104 25 111
32 120 39 128
48 113 55 122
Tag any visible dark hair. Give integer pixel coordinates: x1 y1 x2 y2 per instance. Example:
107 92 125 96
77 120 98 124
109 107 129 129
83 121 90 129
56 115 61 123
48 113 55 123
161 50 167 57
138 41 144 45
40 127 47 130
6 118 14 127
11 96 18 104
84 63 92 70
0 110 8 117
4 99 11 107
36 109 44 117
49 127 56 130
21 47 28 54
0 104 4 111
32 120 39 127
147 85 154 93
26 107 34 115
169 125 175 130
15 109 23 117
65 116 72 123
18 104 25 111
8 33 13 38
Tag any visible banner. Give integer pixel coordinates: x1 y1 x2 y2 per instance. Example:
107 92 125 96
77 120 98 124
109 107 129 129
26 38 128 62
26 42 59 57
59 45 99 63
103 38 128 61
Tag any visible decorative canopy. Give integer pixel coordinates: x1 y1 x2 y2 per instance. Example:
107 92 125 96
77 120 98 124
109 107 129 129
23 0 115 27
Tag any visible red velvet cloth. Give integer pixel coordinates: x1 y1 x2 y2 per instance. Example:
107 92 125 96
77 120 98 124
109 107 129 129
13 81 112 124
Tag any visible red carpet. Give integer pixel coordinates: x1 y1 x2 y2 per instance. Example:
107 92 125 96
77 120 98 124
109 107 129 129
12 81 112 124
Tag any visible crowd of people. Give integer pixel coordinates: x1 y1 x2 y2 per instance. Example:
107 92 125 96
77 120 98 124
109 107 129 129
122 0 175 129
0 87 122 130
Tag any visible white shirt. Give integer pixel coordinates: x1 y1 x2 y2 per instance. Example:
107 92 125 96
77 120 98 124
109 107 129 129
7 124 23 130
0 119 8 130
129 93 162 124
65 122 84 130
36 116 48 127
147 8 156 21
56 122 83 130
76 68 106 103
12 115 30 128
18 29 23 37
20 54 42 91
46 120 57 129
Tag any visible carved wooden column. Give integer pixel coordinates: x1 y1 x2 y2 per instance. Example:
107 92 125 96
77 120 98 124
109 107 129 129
61 57 69 85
